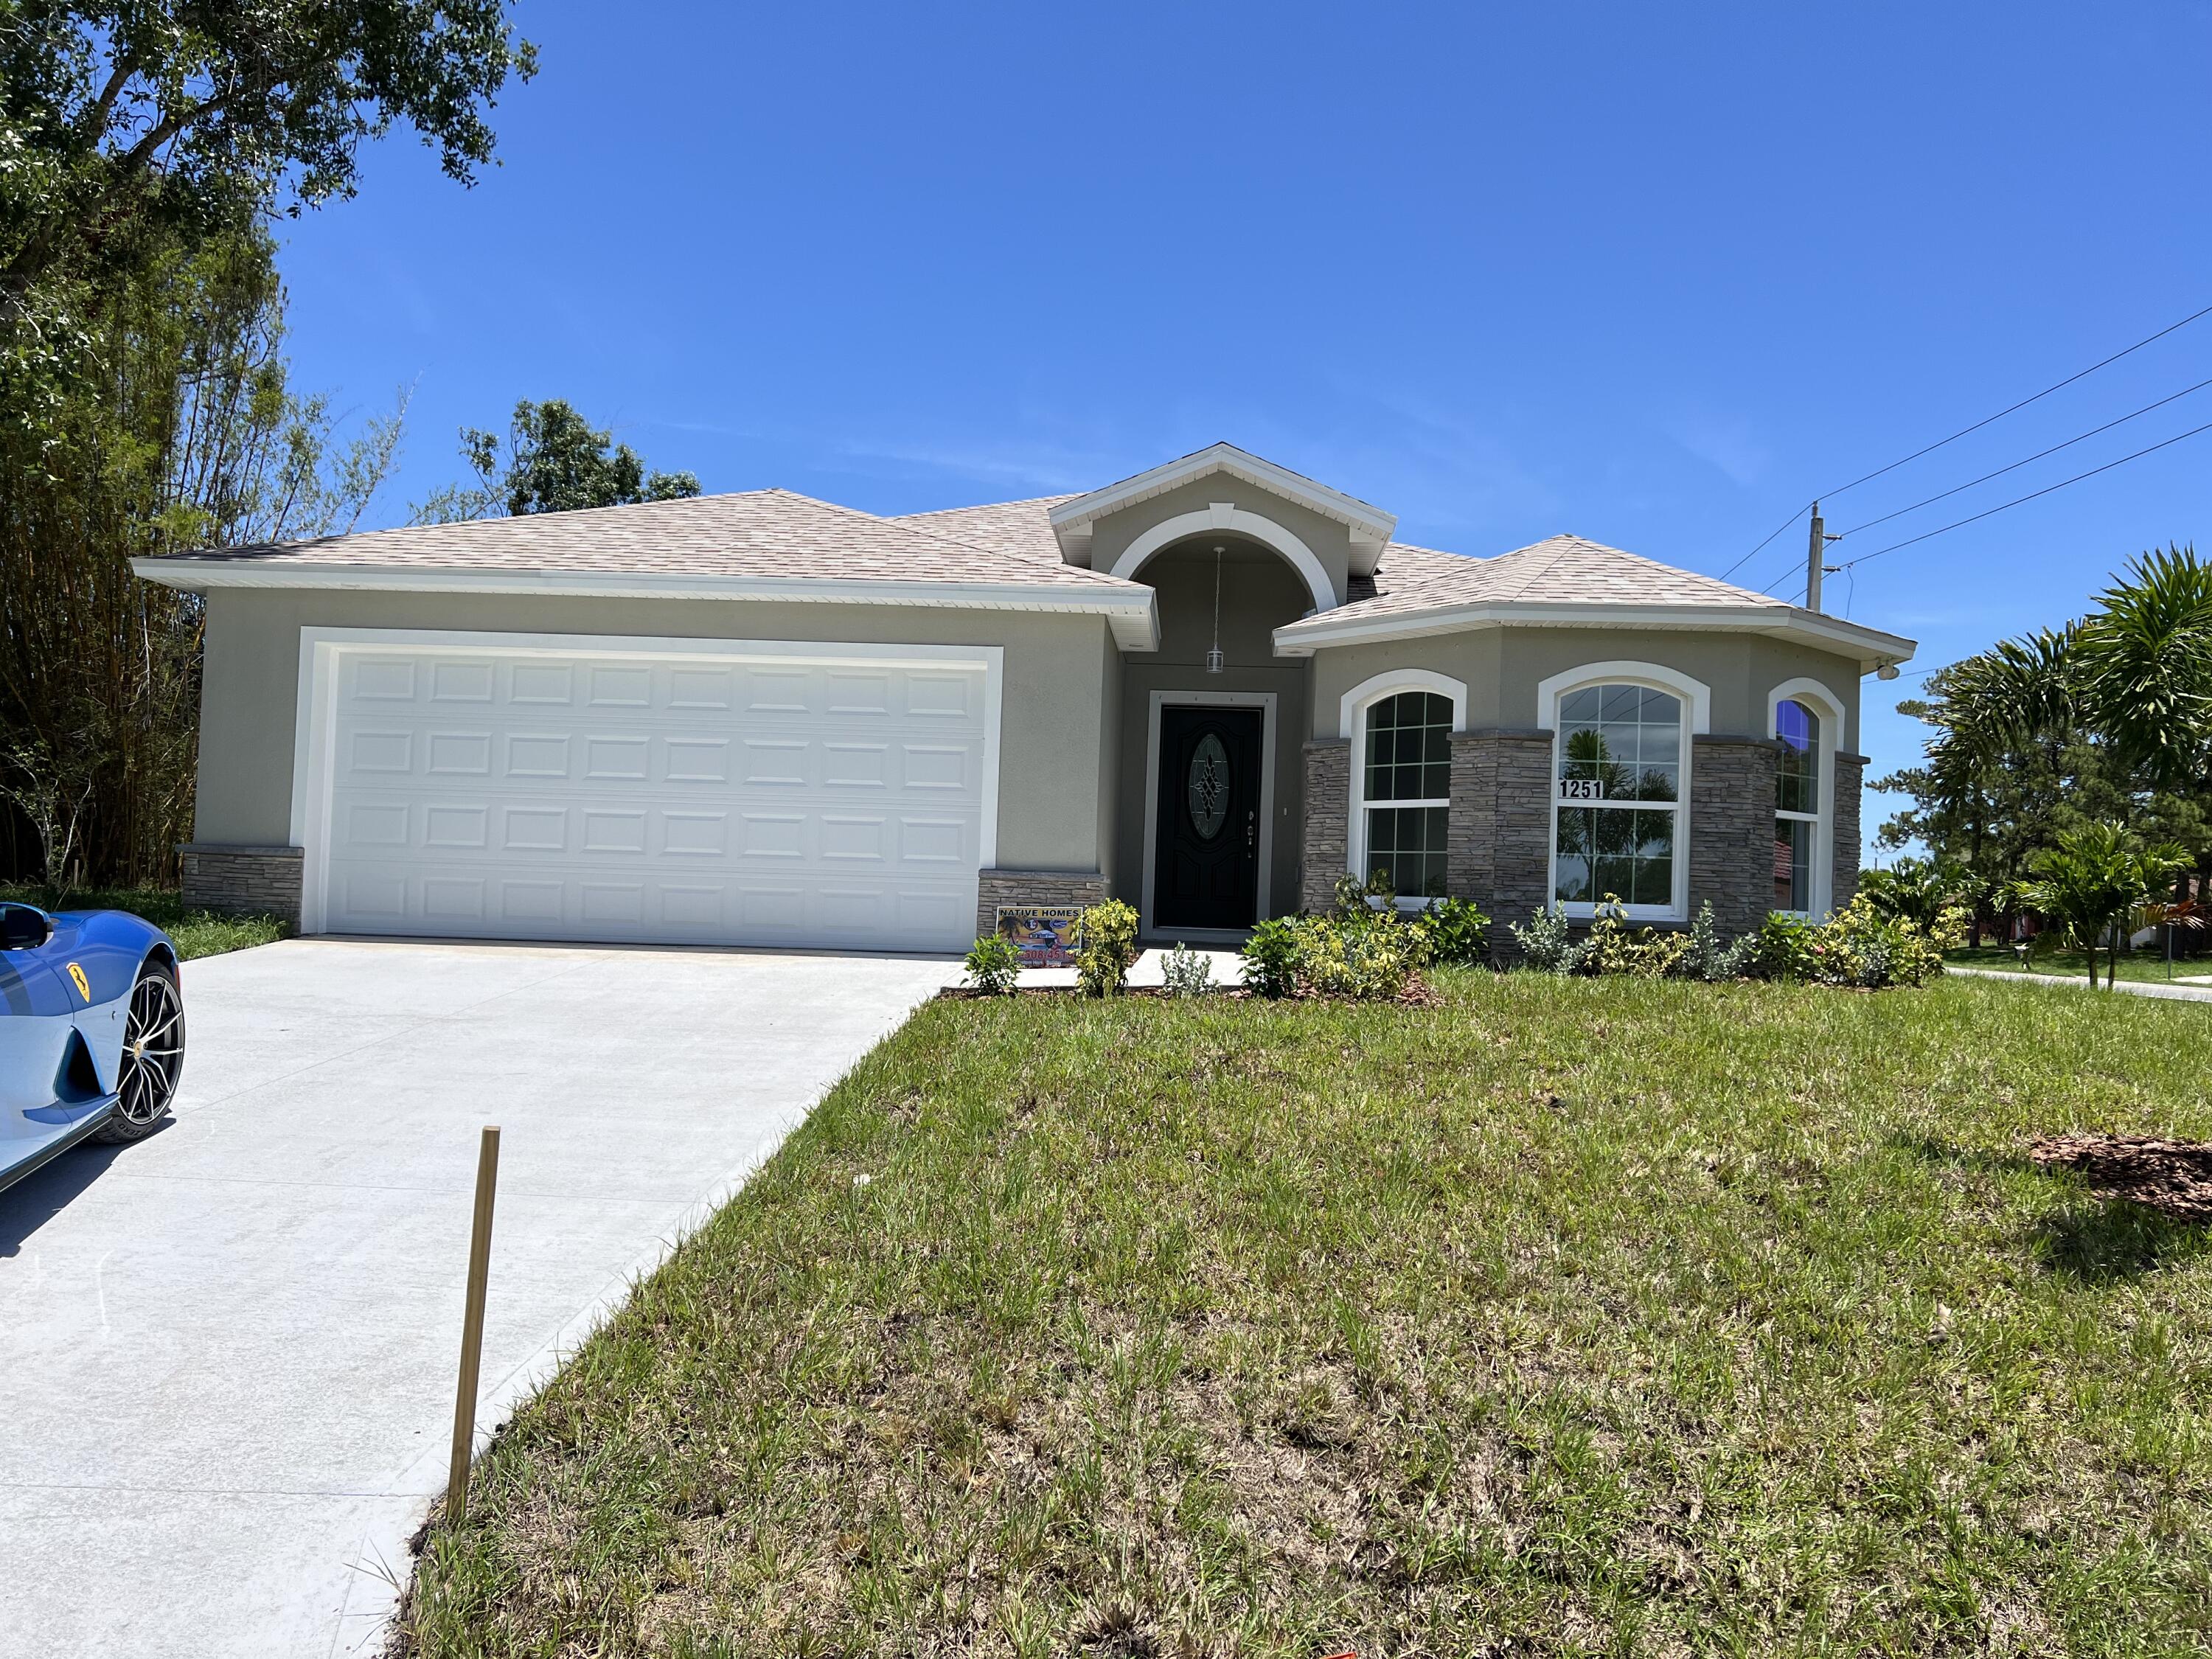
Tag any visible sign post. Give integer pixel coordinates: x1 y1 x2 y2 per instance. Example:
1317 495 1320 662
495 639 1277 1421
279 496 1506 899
445 1124 501 1526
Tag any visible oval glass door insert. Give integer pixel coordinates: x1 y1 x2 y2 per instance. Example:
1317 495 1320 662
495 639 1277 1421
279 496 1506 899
1188 732 1230 840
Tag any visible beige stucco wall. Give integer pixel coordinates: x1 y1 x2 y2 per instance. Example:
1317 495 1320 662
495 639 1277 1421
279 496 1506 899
1306 625 1865 747
192 588 1120 873
1111 544 1313 919
1082 475 1355 608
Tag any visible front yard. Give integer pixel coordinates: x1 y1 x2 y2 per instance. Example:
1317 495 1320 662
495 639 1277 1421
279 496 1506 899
400 972 2211 1658
1947 942 2211 987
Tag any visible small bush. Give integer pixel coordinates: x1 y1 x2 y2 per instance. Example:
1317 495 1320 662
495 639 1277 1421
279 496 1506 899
1240 918 1300 999
1293 908 1431 1001
1074 899 1141 997
963 933 1022 995
1742 911 1819 981
1161 942 1214 998
1508 904 1586 975
1801 894 1965 988
1580 896 1688 977
1679 900 1757 982
1418 896 1491 965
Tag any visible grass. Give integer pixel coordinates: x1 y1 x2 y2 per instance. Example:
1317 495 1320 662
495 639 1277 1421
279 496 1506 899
400 972 2212 1658
1947 943 2212 987
0 883 288 961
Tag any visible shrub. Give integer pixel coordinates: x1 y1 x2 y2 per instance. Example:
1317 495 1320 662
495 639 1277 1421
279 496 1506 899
1293 912 1428 1000
962 933 1023 995
1073 899 1141 997
1418 896 1491 965
1678 900 1756 982
1801 894 1965 988
1579 896 1688 978
1741 911 1819 981
1508 904 1587 975
1161 942 1214 998
1240 917 1301 999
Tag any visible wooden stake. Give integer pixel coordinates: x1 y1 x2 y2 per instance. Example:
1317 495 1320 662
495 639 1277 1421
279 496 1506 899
446 1124 501 1526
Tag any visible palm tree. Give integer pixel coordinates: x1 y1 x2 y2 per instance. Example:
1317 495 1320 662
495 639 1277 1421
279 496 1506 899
2076 545 2212 793
2016 821 2188 988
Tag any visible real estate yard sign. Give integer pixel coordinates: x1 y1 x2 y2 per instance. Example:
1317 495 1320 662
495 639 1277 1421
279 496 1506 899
997 905 1085 967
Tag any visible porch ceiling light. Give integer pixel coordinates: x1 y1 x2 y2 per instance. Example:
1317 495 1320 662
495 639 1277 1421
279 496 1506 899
1207 545 1225 673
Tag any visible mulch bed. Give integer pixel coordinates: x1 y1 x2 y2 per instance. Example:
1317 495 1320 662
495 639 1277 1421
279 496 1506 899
2030 1133 2212 1224
936 975 1441 1007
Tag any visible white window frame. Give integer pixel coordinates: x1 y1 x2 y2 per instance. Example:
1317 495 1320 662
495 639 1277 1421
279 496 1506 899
1343 669 1467 909
1536 661 1709 923
1768 677 1843 919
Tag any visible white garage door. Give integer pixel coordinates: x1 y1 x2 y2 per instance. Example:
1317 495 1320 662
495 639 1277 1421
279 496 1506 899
305 637 995 952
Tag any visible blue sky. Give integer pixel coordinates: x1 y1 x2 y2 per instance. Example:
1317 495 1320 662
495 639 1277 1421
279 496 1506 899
274 2 2212 854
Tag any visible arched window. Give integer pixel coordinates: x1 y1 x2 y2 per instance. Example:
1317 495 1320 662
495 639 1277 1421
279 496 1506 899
1358 691 1453 897
1774 698 1822 914
1551 682 1685 917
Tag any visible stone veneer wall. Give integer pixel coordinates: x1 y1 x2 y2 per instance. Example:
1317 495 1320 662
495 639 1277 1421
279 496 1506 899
179 843 305 925
1832 751 1866 911
1449 729 1554 933
1298 740 1350 913
1686 737 1780 937
975 869 1111 939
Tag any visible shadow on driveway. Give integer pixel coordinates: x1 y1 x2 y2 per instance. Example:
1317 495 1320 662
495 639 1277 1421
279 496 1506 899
0 1121 168 1258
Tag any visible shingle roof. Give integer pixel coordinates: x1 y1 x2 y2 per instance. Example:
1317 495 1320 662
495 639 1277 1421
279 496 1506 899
891 495 1072 564
143 488 1140 591
1281 533 1793 634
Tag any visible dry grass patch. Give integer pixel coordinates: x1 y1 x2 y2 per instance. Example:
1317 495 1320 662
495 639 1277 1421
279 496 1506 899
396 973 2212 1658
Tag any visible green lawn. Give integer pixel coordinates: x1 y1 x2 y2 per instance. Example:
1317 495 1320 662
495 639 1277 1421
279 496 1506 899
1948 943 2212 987
401 972 2212 1658
0 884 287 961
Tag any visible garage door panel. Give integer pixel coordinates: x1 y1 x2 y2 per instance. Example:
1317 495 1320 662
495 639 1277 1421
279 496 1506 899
319 644 987 950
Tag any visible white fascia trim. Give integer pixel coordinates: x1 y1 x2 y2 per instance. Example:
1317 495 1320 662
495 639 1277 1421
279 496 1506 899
1338 667 1470 742
131 559 1161 651
1273 601 1916 669
1049 442 1397 543
288 627 1006 934
1109 507 1336 619
1534 659 1712 735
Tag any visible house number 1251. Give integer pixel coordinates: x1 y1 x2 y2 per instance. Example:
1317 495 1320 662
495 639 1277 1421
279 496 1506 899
1558 778 1604 801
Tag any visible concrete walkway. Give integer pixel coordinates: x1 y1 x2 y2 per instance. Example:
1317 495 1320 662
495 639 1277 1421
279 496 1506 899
1950 964 2212 1004
0 937 958 1658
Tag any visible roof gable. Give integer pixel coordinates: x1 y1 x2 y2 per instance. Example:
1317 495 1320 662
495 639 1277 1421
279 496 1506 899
1047 443 1397 572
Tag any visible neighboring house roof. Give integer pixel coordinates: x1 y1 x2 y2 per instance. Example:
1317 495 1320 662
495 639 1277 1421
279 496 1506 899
1276 533 1913 669
131 487 1161 649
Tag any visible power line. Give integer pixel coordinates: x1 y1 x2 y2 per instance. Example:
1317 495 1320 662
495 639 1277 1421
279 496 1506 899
1719 299 2212 583
1829 416 2212 571
1829 374 2212 541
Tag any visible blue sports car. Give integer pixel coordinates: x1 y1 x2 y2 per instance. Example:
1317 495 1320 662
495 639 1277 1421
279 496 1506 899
1 900 185 1194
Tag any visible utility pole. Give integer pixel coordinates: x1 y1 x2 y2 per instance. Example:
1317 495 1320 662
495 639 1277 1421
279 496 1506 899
1806 502 1825 613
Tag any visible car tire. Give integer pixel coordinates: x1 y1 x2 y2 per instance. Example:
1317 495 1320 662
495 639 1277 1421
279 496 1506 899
96 958 185 1144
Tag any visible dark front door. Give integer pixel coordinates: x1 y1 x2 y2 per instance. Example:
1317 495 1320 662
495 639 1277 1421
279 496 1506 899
1155 705 1263 931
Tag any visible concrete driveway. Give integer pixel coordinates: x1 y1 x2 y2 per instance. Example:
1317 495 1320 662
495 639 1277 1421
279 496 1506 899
0 936 957 1658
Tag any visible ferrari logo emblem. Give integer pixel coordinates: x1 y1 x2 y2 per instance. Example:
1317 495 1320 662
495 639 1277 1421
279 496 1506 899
66 962 91 1002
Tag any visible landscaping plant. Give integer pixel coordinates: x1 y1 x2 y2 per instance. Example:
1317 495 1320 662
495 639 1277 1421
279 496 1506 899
1506 902 1586 974
1239 917 1300 999
1416 895 1491 964
2017 821 2190 988
1072 899 1140 997
1160 942 1214 998
961 933 1022 995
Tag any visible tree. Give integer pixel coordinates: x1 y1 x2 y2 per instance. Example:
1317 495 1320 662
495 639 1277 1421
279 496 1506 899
1857 856 1971 931
2015 821 2188 989
2073 545 2212 793
413 398 701 522
1 1 535 296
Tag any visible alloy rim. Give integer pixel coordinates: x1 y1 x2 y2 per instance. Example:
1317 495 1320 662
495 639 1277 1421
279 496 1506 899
119 973 183 1126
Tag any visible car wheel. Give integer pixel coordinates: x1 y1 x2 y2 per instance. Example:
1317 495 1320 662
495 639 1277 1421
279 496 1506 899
96 959 185 1144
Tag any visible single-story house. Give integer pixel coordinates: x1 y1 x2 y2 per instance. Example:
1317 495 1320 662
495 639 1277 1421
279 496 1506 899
132 442 1915 955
